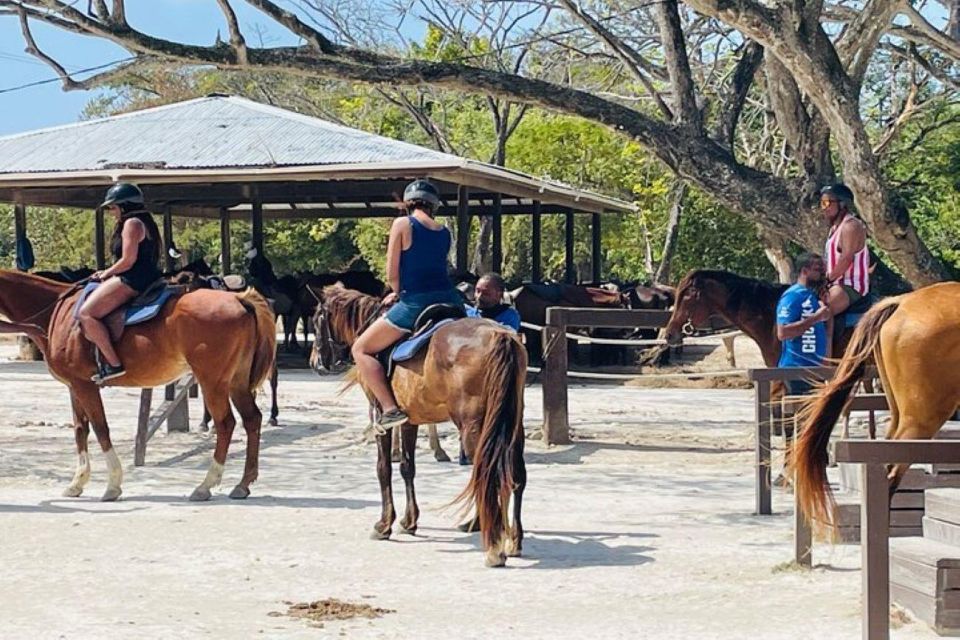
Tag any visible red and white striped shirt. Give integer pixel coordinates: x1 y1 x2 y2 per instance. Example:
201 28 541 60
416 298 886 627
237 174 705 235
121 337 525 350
825 214 869 295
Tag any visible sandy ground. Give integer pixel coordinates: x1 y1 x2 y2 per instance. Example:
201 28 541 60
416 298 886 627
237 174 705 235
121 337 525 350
0 340 938 640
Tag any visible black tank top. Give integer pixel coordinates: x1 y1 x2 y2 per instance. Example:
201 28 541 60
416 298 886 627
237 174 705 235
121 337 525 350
111 212 162 292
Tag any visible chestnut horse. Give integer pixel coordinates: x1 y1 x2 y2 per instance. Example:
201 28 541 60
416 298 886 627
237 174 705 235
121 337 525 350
0 270 275 502
311 284 527 567
792 283 960 531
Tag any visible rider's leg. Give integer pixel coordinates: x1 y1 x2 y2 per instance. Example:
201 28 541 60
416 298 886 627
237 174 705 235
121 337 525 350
824 284 851 359
352 318 408 420
78 277 136 368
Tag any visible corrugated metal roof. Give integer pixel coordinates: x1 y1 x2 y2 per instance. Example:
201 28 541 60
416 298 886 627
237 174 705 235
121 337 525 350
0 95 459 173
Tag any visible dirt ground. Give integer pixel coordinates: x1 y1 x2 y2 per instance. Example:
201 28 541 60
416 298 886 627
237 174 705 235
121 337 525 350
0 339 938 639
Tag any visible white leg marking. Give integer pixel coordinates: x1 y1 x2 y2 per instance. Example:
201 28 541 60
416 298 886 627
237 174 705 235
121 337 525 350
200 460 225 491
63 451 91 497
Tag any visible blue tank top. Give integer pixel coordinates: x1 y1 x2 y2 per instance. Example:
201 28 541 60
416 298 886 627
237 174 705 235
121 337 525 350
399 216 452 295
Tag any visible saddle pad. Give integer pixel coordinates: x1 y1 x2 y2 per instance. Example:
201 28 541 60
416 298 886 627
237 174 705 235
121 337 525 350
843 311 864 329
74 282 178 326
392 319 456 363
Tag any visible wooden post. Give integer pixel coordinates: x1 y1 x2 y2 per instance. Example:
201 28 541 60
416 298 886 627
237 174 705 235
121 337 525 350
794 481 812 567
456 185 470 273
492 194 503 273
168 393 190 433
135 388 153 467
542 307 571 444
162 205 175 273
219 208 231 275
94 209 106 270
531 200 542 283
13 203 26 270
251 190 264 257
564 208 575 284
591 212 602 284
755 379 772 515
861 462 890 640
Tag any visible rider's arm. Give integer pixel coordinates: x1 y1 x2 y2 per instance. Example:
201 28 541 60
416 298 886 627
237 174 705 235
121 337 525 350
384 217 408 296
776 298 831 340
826 219 867 282
101 219 145 279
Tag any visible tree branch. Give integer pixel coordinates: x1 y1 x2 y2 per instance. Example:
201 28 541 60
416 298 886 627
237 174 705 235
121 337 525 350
656 0 702 129
217 0 248 65
717 40 762 150
899 1 960 62
111 0 126 27
836 0 900 86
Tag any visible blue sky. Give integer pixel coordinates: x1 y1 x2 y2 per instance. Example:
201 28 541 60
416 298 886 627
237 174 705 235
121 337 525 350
0 1 300 135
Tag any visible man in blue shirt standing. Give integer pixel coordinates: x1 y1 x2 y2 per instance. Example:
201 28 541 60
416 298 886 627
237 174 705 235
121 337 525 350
466 273 521 331
776 252 832 395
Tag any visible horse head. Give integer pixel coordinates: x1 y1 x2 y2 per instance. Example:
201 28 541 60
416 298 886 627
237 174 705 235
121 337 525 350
309 283 380 373
663 270 720 346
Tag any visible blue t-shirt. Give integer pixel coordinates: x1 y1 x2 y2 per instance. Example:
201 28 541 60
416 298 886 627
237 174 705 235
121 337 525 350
466 305 521 331
776 283 827 367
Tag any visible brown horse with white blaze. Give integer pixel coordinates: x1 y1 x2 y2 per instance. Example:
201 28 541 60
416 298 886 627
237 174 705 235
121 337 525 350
312 283 527 567
0 270 275 502
792 283 960 531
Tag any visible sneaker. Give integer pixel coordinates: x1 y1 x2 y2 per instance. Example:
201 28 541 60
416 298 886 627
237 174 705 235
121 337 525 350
374 408 408 435
91 362 126 385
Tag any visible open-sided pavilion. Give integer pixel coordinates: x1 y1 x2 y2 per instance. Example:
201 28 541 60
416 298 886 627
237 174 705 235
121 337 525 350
0 94 635 282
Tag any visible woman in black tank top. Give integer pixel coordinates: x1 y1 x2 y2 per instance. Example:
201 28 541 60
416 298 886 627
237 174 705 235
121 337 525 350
78 182 163 384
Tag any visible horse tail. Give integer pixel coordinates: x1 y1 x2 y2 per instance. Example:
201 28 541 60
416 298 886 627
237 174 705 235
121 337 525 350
454 331 527 563
791 296 902 532
237 288 277 391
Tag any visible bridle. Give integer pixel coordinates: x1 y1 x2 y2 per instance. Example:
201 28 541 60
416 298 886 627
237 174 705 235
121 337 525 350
312 297 385 371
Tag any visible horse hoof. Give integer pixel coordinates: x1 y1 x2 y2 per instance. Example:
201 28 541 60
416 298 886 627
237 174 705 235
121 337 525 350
189 487 212 502
229 485 250 500
458 519 481 533
484 551 507 568
434 451 452 463
398 524 417 536
370 527 392 541
63 485 84 498
101 487 122 502
268 418 278 427
391 452 401 463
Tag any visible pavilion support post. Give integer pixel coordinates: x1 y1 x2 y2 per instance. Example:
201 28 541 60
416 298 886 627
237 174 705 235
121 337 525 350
564 208 575 284
492 194 503 274
456 185 470 273
251 189 264 257
591 213 602 284
531 200 542 282
219 208 231 275
94 209 106 270
162 205 175 273
13 203 26 271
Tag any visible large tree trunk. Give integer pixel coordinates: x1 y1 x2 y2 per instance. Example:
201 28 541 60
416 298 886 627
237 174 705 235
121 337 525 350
654 182 686 284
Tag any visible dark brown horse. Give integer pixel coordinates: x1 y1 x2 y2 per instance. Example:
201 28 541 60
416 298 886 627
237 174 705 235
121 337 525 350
311 284 527 567
0 270 275 501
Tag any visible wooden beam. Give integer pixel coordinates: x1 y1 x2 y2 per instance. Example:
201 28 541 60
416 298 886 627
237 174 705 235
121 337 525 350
538 307 672 329
564 208 575 284
531 200 542 282
13 203 26 271
542 307 571 445
591 212 602 284
835 440 960 464
94 209 106 270
251 188 264 256
456 185 470 273
162 205 175 272
492 193 503 273
219 207 231 275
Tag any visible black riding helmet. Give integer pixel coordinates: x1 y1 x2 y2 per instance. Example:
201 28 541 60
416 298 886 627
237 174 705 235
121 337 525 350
99 182 144 211
820 183 854 204
403 179 441 210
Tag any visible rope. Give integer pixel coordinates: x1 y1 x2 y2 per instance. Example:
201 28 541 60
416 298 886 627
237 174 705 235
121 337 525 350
525 366 745 381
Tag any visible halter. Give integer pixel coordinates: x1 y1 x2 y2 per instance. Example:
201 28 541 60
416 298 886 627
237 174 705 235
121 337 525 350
312 297 384 370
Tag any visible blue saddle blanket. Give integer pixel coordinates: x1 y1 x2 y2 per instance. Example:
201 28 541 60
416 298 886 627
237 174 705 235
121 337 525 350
843 311 864 329
392 319 456 363
74 282 177 326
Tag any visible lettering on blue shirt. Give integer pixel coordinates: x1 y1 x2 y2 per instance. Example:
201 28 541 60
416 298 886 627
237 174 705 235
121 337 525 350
776 283 827 368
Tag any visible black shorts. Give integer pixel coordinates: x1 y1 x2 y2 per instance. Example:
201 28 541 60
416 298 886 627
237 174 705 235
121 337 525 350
120 267 162 293
786 380 814 396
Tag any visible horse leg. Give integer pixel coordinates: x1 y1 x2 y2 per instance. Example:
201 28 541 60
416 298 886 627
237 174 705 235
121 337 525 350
268 363 279 426
190 382 235 502
391 423 401 463
503 441 526 557
428 424 451 462
372 428 396 540
228 386 262 499
63 392 92 497
199 404 212 433
72 384 122 502
398 424 420 534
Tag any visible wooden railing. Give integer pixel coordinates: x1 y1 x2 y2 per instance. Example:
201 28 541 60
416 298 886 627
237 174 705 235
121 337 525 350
835 440 960 640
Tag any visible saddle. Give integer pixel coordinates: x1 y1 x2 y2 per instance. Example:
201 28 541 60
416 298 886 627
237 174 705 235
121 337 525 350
377 303 467 379
75 274 248 341
833 291 877 345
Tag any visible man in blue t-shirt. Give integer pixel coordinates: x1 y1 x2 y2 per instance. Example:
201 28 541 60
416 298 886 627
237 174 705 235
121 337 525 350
776 252 832 395
466 273 521 331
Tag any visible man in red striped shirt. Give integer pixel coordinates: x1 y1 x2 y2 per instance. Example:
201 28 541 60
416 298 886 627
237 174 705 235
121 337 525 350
820 183 869 356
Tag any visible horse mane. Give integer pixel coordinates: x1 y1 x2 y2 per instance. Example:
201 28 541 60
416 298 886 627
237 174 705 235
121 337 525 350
323 284 381 344
678 269 788 316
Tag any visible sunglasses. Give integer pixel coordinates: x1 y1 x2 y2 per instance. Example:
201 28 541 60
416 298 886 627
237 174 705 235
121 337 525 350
820 197 839 208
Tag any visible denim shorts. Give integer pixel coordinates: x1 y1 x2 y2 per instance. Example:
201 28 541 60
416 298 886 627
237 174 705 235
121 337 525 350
384 290 464 332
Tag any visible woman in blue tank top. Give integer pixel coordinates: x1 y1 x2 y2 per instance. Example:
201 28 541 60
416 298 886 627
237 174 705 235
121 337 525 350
351 179 464 432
